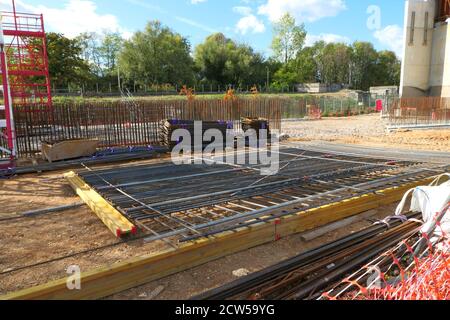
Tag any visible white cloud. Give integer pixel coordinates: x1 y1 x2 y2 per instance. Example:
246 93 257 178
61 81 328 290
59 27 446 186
233 5 265 35
175 16 218 33
127 0 166 14
236 15 266 35
373 25 404 57
305 33 351 46
233 6 253 16
2 0 128 39
127 0 216 34
258 0 346 23
191 0 207 4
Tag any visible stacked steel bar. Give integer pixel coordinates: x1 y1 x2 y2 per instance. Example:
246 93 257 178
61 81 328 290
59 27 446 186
159 119 231 150
194 212 422 300
14 146 168 175
241 117 271 139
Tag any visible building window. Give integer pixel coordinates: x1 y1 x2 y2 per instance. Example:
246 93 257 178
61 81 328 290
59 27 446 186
410 11 416 45
424 11 429 45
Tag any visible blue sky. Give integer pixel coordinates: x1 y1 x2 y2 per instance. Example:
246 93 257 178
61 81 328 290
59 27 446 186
1 0 406 57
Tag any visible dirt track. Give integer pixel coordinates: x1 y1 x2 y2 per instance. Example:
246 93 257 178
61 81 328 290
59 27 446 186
282 114 450 152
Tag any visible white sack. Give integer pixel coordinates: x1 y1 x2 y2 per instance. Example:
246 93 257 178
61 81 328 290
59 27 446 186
395 174 450 237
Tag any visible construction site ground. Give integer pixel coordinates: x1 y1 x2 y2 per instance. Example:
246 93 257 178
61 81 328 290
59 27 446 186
1 115 449 299
0 174 398 298
284 114 450 152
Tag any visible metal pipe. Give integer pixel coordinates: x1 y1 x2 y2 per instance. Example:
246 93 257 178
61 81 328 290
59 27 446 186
193 212 421 300
0 202 85 222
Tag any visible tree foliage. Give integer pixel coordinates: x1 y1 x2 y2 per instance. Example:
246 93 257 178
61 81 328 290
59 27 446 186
46 32 92 88
350 41 379 90
99 33 123 74
194 33 268 87
272 40 400 90
271 13 307 64
75 31 124 80
118 21 194 87
45 19 401 92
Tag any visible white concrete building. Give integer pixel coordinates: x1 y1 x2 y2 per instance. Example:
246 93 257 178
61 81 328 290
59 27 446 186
400 0 450 97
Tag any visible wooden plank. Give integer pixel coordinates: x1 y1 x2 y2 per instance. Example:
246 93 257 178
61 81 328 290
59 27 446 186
1 176 434 300
64 171 136 238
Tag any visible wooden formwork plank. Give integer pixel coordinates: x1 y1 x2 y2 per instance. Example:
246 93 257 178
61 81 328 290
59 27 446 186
64 171 136 238
1 176 434 300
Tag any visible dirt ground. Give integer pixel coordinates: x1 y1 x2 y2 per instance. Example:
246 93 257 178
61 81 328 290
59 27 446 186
0 115 448 299
282 114 450 152
0 159 172 294
109 204 398 300
0 160 401 298
0 172 399 298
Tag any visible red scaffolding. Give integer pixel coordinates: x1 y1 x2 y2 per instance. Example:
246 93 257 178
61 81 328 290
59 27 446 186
1 0 52 168
1 0 52 109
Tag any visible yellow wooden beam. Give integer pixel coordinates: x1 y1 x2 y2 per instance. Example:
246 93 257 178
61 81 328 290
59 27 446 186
1 176 434 300
64 171 136 238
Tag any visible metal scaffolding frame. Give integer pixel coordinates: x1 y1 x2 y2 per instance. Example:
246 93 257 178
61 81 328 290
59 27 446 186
0 0 51 169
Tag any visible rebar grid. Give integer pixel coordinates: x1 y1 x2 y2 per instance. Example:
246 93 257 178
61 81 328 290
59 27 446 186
74 146 430 244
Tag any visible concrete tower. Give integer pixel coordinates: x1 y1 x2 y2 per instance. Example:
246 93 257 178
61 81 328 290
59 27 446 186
400 0 450 97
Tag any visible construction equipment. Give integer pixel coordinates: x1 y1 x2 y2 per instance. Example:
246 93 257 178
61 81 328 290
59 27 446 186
0 0 52 173
1 0 52 110
0 11 16 173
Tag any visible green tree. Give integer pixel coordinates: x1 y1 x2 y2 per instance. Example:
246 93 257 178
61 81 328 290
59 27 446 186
46 32 93 88
194 33 266 87
194 33 230 86
350 41 379 90
272 61 298 88
320 43 351 85
118 21 194 87
99 32 123 74
294 47 317 83
75 32 102 76
374 50 401 86
271 13 307 64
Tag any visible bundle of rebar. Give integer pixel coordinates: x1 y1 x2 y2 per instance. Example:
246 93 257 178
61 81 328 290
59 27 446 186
194 211 423 300
14 146 168 175
323 203 450 300
241 117 271 139
159 119 231 150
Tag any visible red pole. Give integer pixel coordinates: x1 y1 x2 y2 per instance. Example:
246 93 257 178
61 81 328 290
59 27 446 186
12 0 18 36
0 46 15 158
40 13 52 108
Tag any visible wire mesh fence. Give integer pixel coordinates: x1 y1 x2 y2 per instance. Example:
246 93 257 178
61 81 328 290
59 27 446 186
52 83 316 97
281 94 381 119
